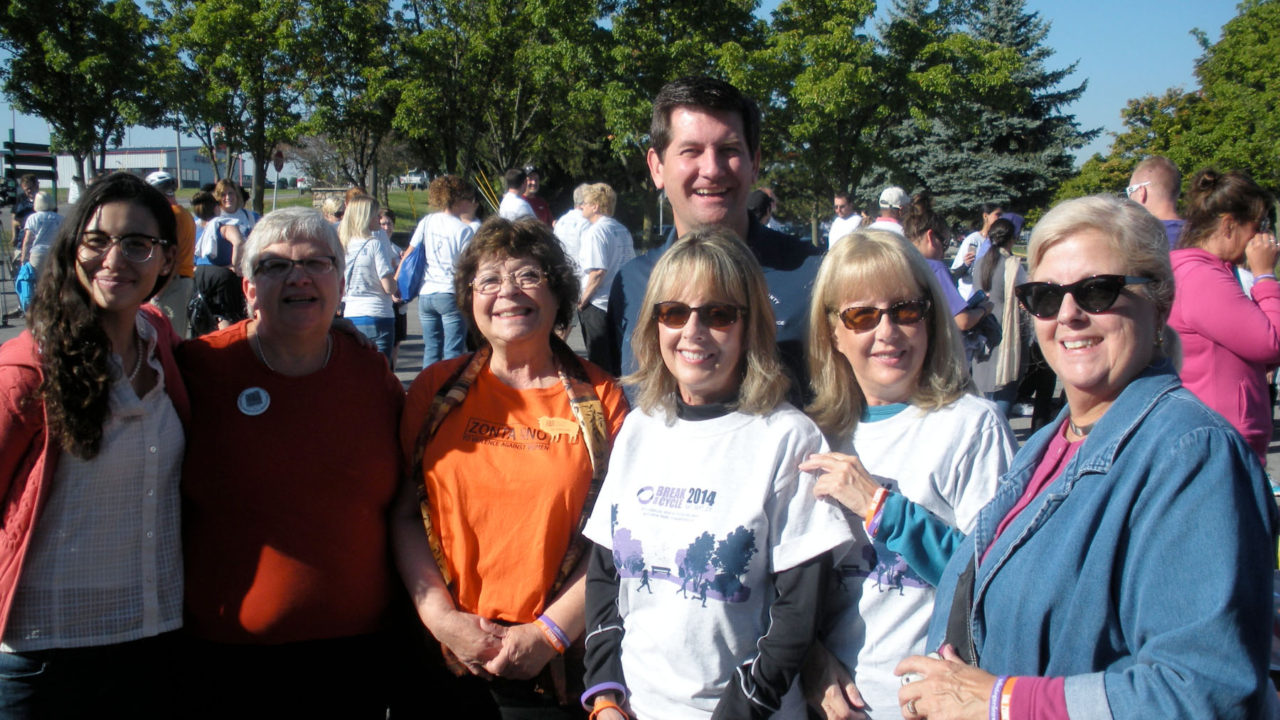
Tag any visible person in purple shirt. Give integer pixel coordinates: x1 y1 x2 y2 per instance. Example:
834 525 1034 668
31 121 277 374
1127 156 1185 249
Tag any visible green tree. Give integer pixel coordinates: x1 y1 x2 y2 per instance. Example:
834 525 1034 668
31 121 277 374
0 0 162 186
1054 89 1198 201
882 0 1092 220
394 0 608 211
1056 0 1280 202
1190 0 1280 190
297 0 401 199
162 0 304 212
751 0 880 239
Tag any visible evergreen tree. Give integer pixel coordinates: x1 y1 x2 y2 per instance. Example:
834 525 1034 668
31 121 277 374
881 0 1094 221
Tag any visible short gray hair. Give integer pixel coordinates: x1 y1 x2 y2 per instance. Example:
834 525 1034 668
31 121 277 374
33 191 55 212
572 183 591 206
240 207 345 278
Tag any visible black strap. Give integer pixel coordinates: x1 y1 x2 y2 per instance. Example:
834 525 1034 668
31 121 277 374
943 556 978 666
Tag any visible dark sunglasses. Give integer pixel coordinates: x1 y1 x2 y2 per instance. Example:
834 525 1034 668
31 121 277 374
838 298 931 332
1014 275 1152 319
653 301 745 329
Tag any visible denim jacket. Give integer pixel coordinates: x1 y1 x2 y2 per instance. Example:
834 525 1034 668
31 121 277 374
927 361 1278 719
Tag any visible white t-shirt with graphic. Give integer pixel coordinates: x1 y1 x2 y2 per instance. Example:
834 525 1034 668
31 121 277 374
584 403 853 720
823 394 1013 718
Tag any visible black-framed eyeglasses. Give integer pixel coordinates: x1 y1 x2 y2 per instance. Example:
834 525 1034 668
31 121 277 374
653 301 745 329
837 297 931 332
254 256 338 279
471 267 547 295
1014 275 1152 319
78 232 168 263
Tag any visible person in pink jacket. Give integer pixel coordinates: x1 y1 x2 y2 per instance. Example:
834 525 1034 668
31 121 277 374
1168 168 1279 462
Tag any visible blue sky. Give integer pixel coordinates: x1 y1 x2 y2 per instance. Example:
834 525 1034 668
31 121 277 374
1 0 1240 166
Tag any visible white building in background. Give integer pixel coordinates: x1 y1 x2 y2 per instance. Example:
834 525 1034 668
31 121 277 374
55 146 252 189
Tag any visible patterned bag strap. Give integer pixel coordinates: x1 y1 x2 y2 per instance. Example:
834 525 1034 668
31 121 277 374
411 346 492 586
546 340 614 597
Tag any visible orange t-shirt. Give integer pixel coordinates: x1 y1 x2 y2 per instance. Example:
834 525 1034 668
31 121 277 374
171 203 196 278
401 355 627 623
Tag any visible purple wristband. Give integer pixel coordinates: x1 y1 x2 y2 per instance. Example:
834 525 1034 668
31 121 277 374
537 614 571 651
866 503 886 538
581 682 628 711
989 675 1009 720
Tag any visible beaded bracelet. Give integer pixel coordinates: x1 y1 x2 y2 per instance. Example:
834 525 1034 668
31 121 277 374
534 615 569 654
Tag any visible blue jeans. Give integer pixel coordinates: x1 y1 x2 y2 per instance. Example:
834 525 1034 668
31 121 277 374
0 632 180 718
347 315 395 364
984 383 1019 420
419 292 466 368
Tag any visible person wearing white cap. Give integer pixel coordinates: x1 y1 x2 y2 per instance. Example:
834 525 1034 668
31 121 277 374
147 170 197 337
866 186 909 237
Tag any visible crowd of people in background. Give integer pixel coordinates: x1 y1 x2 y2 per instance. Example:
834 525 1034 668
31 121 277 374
0 73 1277 720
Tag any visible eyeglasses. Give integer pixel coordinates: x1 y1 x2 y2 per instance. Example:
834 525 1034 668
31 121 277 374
837 298 931 332
653 301 745 329
471 267 547 295
79 232 168 263
254 256 338 279
1124 181 1151 198
1014 275 1151 319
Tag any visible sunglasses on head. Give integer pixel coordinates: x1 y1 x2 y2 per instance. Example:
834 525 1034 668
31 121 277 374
1014 275 1152 319
653 301 745 329
837 297 931 332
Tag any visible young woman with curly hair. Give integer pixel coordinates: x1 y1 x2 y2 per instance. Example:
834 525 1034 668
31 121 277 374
0 171 187 716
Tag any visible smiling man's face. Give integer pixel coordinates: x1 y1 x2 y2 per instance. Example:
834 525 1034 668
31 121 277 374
647 106 759 240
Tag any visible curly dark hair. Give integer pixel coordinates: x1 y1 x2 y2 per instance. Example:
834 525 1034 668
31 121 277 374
28 172 176 459
453 217 580 344
428 175 474 212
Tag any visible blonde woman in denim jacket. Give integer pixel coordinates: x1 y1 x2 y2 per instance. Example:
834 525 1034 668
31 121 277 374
897 196 1277 720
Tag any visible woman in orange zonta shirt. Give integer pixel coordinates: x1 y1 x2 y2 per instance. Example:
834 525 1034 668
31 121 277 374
395 218 627 719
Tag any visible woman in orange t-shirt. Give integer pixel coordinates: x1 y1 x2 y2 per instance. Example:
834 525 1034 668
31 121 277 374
395 217 627 718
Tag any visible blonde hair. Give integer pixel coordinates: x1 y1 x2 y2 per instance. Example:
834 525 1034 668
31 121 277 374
627 227 787 419
806 229 971 438
582 183 617 216
1027 194 1178 363
338 194 378 250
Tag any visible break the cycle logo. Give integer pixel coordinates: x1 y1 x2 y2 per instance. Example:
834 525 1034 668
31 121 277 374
636 485 717 509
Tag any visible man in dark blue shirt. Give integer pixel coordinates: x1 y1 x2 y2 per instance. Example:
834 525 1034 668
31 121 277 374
607 76 822 399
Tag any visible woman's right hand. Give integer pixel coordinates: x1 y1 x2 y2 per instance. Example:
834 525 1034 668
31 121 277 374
802 642 867 720
435 610 508 677
1246 231 1279 277
801 452 881 517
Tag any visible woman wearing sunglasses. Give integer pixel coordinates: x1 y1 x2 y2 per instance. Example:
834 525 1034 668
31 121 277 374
395 218 628 718
179 207 410 716
1168 168 1280 463
897 195 1276 719
800 230 1013 719
581 228 852 720
0 172 186 715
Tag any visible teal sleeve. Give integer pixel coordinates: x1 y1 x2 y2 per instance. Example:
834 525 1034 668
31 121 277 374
873 492 964 587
